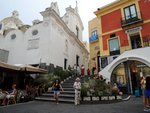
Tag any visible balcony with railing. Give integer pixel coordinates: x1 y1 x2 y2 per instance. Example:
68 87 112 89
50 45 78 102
89 35 98 43
121 12 143 28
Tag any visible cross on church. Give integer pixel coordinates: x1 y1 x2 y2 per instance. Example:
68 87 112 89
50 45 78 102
76 0 78 7
12 10 19 17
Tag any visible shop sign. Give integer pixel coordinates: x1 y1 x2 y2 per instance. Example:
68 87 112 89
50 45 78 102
125 26 142 34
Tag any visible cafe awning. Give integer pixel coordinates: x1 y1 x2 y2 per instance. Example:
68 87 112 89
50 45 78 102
14 64 48 74
0 61 21 71
0 61 48 74
22 65 48 74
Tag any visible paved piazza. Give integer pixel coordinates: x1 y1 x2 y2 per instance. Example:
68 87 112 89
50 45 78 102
0 97 145 113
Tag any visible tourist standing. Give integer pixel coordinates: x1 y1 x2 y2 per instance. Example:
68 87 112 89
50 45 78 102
140 76 146 109
144 76 150 112
52 79 64 104
92 67 95 75
73 64 77 76
87 68 90 76
73 77 81 105
68 65 71 71
81 65 85 77
77 65 80 76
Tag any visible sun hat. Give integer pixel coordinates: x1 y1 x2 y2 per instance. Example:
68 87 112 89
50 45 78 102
76 77 80 81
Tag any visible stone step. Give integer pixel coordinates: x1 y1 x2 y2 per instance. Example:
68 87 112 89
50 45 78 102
63 88 74 91
46 91 75 94
63 80 75 83
35 75 80 104
42 93 75 98
62 85 74 88
62 84 74 87
35 97 74 103
62 82 74 85
63 81 74 84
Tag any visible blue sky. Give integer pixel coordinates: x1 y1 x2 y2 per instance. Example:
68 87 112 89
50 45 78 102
0 0 116 42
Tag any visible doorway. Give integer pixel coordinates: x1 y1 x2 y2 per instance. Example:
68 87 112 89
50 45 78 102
97 51 100 72
97 56 100 72
64 58 67 70
76 55 79 66
130 33 142 49
129 61 141 94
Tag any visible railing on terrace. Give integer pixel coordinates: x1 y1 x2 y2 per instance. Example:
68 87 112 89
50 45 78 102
89 35 98 43
121 12 143 28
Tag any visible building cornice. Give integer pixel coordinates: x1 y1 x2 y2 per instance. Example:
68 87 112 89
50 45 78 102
65 7 84 30
40 9 88 54
94 0 130 16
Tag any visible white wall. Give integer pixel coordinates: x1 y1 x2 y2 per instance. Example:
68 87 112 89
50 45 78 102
0 5 89 73
63 7 83 42
0 30 26 64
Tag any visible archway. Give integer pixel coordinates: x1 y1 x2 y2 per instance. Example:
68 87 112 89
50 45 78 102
99 47 150 94
111 60 150 94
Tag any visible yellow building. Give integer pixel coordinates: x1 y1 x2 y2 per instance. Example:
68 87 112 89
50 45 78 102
88 18 101 74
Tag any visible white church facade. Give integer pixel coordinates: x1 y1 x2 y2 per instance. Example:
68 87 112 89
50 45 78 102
0 2 89 72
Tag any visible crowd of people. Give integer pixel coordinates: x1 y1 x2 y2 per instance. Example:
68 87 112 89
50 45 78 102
0 83 46 106
0 64 149 108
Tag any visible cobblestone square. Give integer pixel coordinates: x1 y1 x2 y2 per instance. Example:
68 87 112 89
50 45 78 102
0 97 145 113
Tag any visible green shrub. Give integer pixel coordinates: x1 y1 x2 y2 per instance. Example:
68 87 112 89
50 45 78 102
81 78 110 97
143 67 150 75
34 69 74 89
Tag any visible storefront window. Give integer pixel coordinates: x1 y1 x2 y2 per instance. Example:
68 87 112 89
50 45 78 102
112 63 126 86
101 57 108 68
109 38 120 55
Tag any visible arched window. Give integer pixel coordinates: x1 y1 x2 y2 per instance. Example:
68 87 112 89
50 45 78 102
65 39 68 52
32 30 38 36
0 24 2 30
76 26 79 38
11 34 16 39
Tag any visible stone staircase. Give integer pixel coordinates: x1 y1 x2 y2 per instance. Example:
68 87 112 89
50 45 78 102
35 76 77 103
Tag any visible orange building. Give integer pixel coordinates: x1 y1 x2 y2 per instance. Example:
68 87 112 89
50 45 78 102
94 0 150 94
95 0 150 69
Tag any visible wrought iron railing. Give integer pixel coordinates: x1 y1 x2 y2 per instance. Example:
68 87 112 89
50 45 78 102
121 12 143 27
89 35 98 42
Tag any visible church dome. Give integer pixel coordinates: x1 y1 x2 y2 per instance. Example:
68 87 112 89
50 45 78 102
0 10 23 30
